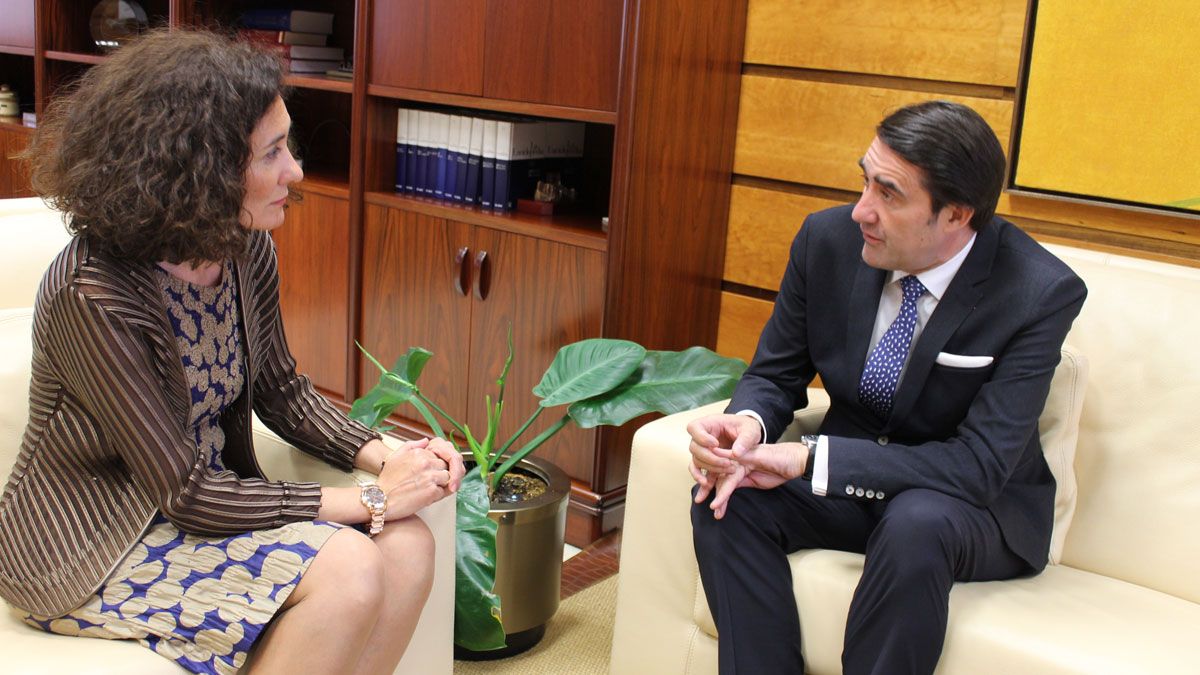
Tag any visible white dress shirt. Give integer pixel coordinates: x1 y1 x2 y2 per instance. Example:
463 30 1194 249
739 233 977 496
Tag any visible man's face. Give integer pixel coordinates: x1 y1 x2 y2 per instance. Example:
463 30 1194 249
851 137 971 273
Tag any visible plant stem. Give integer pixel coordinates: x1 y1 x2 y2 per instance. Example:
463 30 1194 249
491 413 570 491
408 398 444 440
491 406 544 466
417 391 469 438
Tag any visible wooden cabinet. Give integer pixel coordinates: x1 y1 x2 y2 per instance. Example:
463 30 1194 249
482 0 623 111
359 203 605 481
370 0 486 96
0 124 33 198
369 0 622 112
272 184 352 399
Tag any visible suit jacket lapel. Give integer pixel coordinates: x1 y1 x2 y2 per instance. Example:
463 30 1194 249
884 222 999 431
845 261 888 387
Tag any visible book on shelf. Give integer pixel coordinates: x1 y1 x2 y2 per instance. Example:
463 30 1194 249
495 120 586 212
453 114 472 203
239 29 328 46
405 109 419 194
445 115 463 202
465 117 484 205
433 112 450 199
414 110 432 195
479 119 499 210
257 44 344 61
241 9 334 34
285 59 343 74
395 108 409 193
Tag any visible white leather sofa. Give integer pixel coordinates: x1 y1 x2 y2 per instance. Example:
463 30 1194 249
611 240 1200 673
0 197 454 674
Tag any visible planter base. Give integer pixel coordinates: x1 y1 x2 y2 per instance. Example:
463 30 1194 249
453 624 546 661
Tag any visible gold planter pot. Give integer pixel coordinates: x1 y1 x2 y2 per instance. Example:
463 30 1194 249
456 453 570 660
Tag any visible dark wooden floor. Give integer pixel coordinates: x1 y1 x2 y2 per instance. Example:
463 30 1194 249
560 530 621 599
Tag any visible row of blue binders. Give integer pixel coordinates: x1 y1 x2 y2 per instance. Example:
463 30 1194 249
395 108 586 211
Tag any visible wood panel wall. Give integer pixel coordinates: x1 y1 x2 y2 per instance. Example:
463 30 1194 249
718 0 1200 363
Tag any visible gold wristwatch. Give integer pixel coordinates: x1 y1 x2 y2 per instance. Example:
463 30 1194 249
359 483 387 536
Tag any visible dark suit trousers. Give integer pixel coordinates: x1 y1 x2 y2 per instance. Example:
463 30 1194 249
692 481 1029 675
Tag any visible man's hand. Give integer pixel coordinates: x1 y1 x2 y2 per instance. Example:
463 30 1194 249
686 414 763 503
706 442 811 520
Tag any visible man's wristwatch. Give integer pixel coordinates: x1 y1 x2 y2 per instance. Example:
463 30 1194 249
359 483 387 536
799 435 819 481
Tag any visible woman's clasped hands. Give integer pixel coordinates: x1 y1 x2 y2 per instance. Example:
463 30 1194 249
377 437 466 520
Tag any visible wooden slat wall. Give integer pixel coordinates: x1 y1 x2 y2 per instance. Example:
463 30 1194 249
718 0 1200 364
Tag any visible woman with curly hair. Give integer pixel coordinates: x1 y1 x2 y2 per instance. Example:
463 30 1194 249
0 29 464 674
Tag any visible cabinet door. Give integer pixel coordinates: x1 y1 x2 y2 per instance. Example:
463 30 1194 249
360 205 474 426
271 190 350 398
483 0 624 111
370 0 486 96
466 227 606 483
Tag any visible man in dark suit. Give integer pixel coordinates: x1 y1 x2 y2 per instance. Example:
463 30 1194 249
688 100 1087 674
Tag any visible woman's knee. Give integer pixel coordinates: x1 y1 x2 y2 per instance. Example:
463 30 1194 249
375 516 436 596
300 528 388 614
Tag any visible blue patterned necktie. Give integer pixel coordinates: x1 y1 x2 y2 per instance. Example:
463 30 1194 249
858 275 928 418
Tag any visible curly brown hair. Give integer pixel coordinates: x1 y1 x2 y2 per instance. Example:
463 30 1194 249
24 29 290 264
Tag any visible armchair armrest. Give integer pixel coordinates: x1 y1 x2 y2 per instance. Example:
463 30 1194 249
610 390 830 674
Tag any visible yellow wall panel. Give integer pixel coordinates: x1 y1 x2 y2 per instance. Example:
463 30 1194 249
1013 1 1200 211
716 291 774 363
734 76 1013 192
745 0 1025 87
725 185 843 290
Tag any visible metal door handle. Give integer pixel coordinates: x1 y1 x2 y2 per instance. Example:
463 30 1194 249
454 246 470 296
473 250 490 301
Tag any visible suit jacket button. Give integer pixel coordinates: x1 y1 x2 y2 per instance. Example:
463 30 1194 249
866 489 875 498
877 435 889 445
855 487 865 497
876 491 885 500
845 485 855 495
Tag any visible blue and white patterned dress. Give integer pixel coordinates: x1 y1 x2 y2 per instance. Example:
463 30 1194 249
24 262 345 674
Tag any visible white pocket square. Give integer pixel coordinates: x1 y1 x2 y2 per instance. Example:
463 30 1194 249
935 352 994 368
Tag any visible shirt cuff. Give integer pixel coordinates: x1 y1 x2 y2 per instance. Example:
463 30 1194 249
811 435 830 496
733 409 767 445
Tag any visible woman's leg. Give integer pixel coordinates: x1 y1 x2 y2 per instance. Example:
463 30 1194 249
352 515 436 675
247 528 386 673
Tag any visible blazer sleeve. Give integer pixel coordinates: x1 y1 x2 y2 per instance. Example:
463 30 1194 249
726 221 819 441
45 282 324 536
827 270 1087 507
244 233 380 472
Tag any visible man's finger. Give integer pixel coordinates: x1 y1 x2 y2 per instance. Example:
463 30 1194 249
709 470 742 518
731 423 760 456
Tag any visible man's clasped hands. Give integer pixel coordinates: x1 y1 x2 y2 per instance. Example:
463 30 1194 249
686 414 813 519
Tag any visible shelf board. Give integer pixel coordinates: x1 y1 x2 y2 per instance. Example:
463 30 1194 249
297 169 350 199
45 50 106 65
0 117 33 133
367 84 617 125
0 46 34 57
284 73 353 94
365 191 608 252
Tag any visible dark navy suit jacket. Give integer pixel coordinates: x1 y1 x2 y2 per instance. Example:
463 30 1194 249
728 204 1087 569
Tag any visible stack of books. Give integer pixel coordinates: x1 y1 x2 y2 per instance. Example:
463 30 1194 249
394 108 586 212
239 9 344 74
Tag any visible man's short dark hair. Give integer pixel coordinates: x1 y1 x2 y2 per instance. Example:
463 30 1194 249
876 100 1006 231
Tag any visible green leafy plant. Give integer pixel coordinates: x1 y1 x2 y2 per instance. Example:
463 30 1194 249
350 336 745 651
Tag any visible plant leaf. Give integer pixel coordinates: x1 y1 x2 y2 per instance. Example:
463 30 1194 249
347 372 417 430
533 339 646 407
391 347 433 385
454 471 505 651
567 347 746 428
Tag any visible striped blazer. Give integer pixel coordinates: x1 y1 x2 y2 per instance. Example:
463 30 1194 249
0 230 378 616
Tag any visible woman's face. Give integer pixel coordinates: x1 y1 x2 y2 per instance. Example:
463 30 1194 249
241 96 303 231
